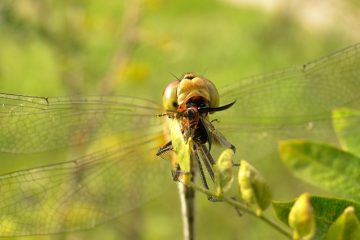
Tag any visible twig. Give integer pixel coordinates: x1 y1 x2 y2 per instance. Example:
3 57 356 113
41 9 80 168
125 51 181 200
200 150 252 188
178 182 195 240
187 182 292 239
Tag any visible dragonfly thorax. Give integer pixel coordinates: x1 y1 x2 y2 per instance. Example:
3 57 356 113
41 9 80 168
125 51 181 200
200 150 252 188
178 100 210 144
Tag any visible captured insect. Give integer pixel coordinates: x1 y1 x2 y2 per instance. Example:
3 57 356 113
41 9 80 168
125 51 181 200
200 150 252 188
0 43 359 238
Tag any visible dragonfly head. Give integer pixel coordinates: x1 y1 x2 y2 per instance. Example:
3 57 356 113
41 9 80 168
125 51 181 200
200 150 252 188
162 73 220 112
177 73 219 108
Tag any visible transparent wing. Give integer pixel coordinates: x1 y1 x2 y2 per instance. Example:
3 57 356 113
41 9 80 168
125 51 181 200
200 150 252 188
0 132 171 237
0 94 171 236
0 94 163 153
217 43 360 153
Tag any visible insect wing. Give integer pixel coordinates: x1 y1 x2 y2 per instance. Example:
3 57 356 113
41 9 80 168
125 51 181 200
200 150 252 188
0 94 163 153
217 43 360 157
0 95 171 236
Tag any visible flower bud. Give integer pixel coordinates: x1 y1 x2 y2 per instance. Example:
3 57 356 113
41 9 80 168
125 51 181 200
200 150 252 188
288 193 315 240
326 206 360 240
215 149 235 195
238 160 272 216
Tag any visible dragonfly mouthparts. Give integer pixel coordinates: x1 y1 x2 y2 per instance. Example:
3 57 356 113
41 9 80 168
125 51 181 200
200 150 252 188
198 100 236 113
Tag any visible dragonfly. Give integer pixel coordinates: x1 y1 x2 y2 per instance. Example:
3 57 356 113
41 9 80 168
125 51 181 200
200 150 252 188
0 43 359 237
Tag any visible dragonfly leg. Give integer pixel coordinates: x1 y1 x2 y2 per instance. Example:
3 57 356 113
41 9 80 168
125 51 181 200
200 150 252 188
198 145 215 181
194 145 222 202
232 162 240 167
231 197 243 216
210 119 219 123
224 144 239 166
156 140 173 156
192 150 210 191
172 163 192 182
171 164 181 181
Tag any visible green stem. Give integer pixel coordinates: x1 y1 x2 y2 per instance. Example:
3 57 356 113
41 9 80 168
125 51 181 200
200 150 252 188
187 182 292 239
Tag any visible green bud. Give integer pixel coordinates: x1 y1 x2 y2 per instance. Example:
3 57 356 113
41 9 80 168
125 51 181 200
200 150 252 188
238 160 272 216
215 149 235 195
288 193 315 240
326 206 360 240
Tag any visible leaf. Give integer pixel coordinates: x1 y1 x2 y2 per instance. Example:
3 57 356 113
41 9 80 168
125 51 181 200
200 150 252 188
273 196 360 240
326 206 360 240
332 108 360 156
170 120 193 183
279 140 360 201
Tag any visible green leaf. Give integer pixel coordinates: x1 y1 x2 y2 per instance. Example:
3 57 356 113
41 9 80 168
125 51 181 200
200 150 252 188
326 206 360 240
332 108 360 156
279 140 360 201
170 119 193 183
273 196 360 240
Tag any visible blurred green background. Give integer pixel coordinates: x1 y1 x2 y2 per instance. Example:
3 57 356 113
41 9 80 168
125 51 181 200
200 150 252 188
0 0 359 239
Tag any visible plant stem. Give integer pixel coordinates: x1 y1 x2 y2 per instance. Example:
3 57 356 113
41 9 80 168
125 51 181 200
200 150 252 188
187 182 292 239
178 182 195 240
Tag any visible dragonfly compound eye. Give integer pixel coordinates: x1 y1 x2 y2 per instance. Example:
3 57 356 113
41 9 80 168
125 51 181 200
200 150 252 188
177 73 220 108
163 80 180 111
